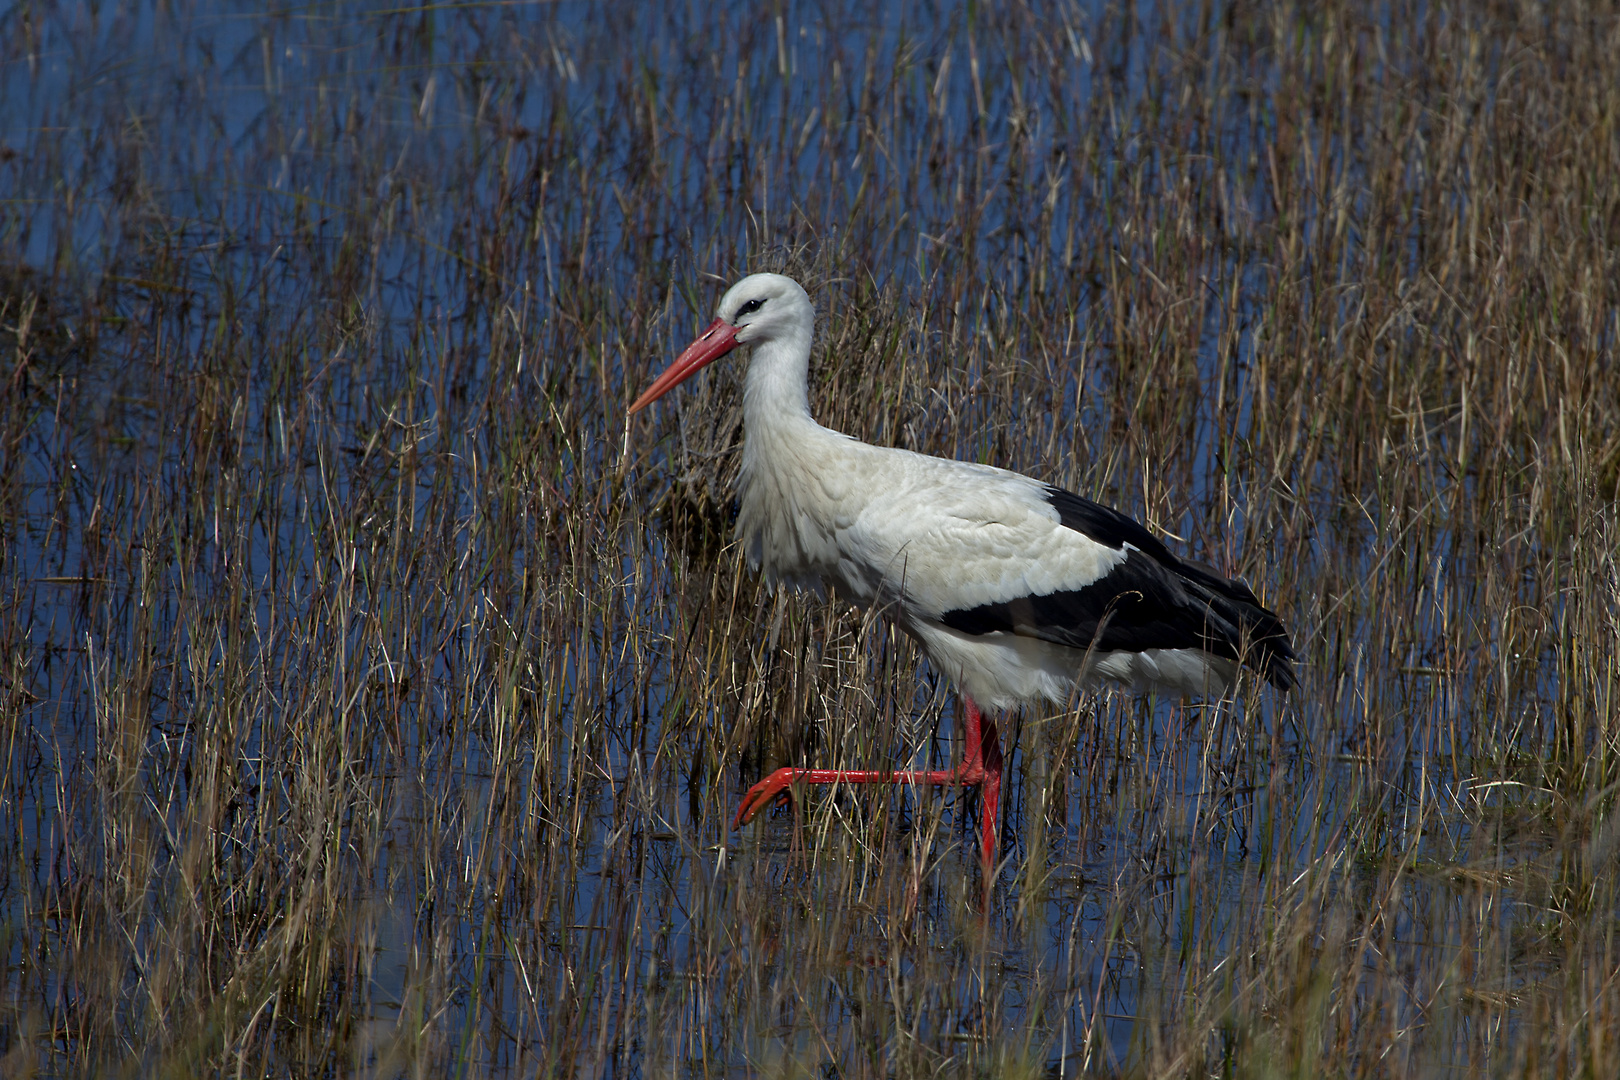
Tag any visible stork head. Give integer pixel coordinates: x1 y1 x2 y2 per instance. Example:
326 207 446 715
628 273 813 414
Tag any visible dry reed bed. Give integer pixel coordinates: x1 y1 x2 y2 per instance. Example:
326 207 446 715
1 0 1617 1075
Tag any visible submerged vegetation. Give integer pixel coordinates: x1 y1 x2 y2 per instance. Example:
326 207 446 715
2 0 1618 1075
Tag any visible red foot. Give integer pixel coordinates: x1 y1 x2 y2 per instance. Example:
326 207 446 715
732 767 802 828
731 697 1004 878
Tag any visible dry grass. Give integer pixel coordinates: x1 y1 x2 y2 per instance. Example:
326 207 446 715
2 0 1618 1075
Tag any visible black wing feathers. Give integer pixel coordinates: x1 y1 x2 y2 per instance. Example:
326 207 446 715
939 485 1297 690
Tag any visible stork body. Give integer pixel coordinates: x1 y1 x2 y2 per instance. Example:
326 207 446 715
631 273 1295 878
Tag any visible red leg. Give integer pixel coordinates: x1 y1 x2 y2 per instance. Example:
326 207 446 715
977 709 1003 877
730 764 969 828
732 695 1005 878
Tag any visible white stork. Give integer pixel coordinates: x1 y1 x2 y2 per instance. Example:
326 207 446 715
630 273 1295 876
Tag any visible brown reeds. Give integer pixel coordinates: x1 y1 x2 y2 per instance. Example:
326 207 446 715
1 0 1616 1075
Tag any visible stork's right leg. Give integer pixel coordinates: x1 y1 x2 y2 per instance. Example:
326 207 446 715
731 696 1004 877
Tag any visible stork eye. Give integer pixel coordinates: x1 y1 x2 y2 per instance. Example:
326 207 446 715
737 298 766 317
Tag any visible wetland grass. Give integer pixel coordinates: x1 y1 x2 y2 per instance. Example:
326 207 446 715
1 1 1617 1075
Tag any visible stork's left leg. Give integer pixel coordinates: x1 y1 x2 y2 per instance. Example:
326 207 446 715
731 695 1005 876
974 703 1004 875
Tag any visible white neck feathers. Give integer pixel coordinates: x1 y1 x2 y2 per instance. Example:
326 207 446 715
733 301 851 583
741 320 815 429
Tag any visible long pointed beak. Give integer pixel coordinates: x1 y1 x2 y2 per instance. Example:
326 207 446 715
628 318 741 414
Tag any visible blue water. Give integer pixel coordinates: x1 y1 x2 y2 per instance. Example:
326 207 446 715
1 0 1561 1074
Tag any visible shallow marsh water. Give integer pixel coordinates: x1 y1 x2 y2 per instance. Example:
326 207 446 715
2 1 1617 1076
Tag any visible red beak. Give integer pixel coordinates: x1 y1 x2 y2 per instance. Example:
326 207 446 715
628 317 741 414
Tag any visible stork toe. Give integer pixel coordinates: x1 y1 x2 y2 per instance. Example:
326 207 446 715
731 767 800 828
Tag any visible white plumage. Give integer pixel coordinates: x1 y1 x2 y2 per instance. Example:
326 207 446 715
742 435 1139 708
630 272 1295 875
